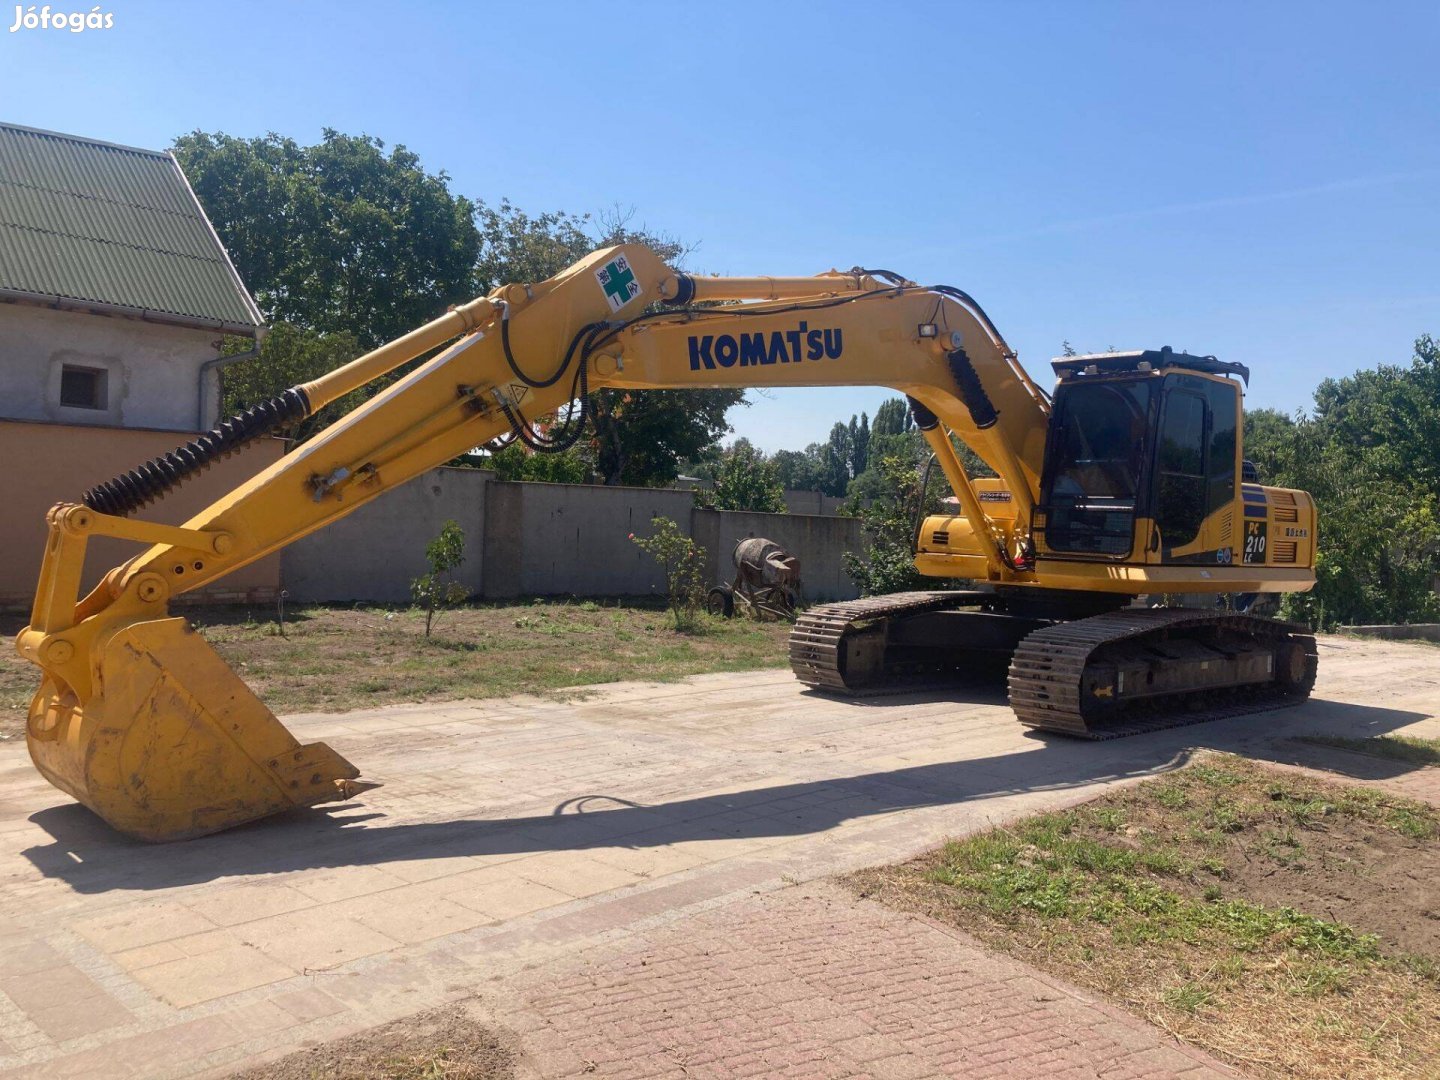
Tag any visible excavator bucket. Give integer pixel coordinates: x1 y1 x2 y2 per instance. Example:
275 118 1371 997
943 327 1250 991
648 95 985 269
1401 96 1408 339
27 616 371 843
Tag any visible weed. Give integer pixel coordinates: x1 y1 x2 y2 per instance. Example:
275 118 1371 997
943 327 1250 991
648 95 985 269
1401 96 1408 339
1152 783 1188 809
1163 981 1213 1013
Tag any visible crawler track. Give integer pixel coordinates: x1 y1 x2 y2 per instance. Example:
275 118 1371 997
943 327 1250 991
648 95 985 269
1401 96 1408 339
1008 608 1318 738
788 591 983 693
789 598 1318 738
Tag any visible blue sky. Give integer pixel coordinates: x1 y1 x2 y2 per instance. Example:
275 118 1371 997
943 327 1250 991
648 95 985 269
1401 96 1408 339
3 1 1436 452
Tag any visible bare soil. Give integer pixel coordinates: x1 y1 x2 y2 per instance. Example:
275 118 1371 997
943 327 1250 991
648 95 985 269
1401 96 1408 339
1093 760 1440 958
847 753 1440 1079
0 600 792 739
227 1001 515 1080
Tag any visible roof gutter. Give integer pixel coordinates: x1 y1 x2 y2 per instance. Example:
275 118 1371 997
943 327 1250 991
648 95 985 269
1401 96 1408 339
197 324 269 429
0 288 263 337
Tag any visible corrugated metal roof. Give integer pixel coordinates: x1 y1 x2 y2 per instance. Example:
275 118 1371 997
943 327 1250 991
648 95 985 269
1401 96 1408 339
0 122 263 332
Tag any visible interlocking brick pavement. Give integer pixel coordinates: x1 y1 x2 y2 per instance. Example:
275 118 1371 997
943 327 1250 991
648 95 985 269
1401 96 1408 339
499 883 1232 1079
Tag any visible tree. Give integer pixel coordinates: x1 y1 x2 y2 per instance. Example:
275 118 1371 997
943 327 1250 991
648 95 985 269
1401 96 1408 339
871 397 913 438
173 130 481 349
473 199 594 293
1243 335 1440 628
1311 334 1440 496
848 412 870 479
588 388 742 486
709 440 787 513
410 521 469 637
219 323 365 440
822 422 854 496
485 444 590 484
772 447 827 493
843 454 944 595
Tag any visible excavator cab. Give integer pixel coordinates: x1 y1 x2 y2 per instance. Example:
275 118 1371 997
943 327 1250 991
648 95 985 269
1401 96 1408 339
1037 348 1247 565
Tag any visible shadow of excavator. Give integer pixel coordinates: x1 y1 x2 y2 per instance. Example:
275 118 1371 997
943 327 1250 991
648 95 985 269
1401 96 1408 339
20 671 1431 895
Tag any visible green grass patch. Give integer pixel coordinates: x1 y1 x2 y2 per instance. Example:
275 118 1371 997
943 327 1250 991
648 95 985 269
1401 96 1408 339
0 600 793 730
847 754 1440 1079
1297 732 1440 766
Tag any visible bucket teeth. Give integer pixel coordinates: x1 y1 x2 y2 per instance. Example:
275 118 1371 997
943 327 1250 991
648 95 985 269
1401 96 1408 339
335 779 384 799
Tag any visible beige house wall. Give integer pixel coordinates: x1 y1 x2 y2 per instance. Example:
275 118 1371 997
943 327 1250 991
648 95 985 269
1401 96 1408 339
0 420 282 610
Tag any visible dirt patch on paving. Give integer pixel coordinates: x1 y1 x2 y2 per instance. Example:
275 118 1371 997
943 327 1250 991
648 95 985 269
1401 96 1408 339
846 753 1440 1079
227 1002 515 1080
0 600 791 737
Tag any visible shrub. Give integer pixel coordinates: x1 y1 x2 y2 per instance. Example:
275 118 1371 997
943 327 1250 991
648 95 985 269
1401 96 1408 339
843 454 939 595
630 516 707 630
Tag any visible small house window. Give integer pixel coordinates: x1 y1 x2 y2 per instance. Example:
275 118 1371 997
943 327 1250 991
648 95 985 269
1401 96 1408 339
60 366 107 410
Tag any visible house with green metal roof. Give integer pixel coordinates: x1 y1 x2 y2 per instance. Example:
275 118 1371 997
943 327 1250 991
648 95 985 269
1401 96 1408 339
0 121 265 431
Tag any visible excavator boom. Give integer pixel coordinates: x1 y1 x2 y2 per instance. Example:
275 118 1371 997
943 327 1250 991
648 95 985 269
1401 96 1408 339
15 243 1318 841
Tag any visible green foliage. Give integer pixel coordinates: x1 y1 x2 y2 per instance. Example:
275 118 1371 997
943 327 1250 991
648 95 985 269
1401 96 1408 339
772 446 828 493
1244 335 1440 627
173 130 480 349
630 517 708 630
871 396 914 438
220 322 364 440
590 387 744 487
823 421 856 495
843 454 941 595
410 521 469 637
707 440 787 512
180 132 744 482
485 444 590 484
847 412 870 480
770 410 879 497
473 199 595 293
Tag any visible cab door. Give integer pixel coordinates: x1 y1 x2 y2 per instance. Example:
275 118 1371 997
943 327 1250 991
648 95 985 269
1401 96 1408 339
1146 375 1239 564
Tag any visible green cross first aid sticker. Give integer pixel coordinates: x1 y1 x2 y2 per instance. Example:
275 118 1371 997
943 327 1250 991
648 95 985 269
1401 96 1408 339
596 255 642 312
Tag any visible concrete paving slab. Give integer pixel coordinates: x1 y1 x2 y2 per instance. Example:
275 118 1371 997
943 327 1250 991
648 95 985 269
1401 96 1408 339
0 635 1434 1077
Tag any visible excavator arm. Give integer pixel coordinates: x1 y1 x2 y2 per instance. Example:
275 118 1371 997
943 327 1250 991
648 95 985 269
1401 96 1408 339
17 242 1059 841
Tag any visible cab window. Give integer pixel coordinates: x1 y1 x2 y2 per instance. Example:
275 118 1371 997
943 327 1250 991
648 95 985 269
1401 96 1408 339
1154 390 1207 549
1205 380 1238 518
1041 379 1155 556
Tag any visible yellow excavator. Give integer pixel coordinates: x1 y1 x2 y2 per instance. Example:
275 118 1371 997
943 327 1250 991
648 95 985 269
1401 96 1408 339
16 243 1319 842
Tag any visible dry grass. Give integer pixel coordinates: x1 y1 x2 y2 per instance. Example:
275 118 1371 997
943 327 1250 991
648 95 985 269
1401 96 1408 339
0 599 792 738
226 1001 514 1079
846 754 1440 1079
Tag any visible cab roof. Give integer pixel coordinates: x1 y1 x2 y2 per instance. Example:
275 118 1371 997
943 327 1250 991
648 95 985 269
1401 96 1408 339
1050 346 1249 386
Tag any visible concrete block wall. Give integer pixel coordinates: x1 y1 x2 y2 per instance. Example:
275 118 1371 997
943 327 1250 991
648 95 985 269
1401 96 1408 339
483 481 697 600
781 489 848 517
283 467 490 603
282 467 866 605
